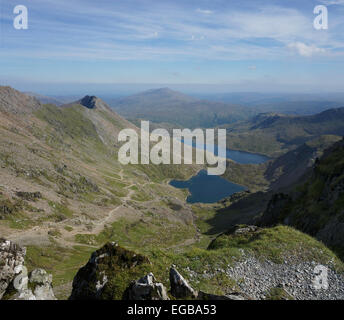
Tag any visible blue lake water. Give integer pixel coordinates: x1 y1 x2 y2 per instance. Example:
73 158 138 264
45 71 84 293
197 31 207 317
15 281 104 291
183 140 269 165
169 142 269 203
170 170 245 204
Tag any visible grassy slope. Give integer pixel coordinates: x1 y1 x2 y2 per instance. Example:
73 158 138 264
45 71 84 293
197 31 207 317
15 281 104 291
0 97 200 298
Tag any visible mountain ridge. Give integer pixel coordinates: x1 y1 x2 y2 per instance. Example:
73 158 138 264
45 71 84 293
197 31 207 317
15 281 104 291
111 87 258 128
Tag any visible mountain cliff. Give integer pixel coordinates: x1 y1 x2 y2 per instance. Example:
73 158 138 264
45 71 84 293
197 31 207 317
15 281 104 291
259 138 344 257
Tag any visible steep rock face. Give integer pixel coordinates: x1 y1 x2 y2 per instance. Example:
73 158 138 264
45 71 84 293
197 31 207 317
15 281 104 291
69 242 150 300
0 239 56 300
123 273 169 300
259 138 344 254
265 135 342 191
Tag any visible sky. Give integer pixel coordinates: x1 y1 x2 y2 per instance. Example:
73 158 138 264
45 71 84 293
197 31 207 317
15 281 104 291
0 0 344 95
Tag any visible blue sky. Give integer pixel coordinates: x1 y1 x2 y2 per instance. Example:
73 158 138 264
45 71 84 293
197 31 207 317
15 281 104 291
1 0 344 94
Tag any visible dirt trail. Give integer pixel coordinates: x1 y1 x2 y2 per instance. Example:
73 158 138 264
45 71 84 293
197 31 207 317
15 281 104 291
6 169 200 250
7 170 142 247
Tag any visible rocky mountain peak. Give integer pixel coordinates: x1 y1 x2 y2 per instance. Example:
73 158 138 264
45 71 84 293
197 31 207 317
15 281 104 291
76 95 111 111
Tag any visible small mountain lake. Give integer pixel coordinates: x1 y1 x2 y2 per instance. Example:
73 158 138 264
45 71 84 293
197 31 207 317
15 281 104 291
169 144 269 204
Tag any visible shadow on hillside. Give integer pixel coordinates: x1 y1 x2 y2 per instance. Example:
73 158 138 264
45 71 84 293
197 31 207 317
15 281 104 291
204 191 272 236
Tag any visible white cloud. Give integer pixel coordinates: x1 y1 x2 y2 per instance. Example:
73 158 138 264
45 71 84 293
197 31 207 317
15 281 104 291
248 65 257 70
196 8 213 14
287 42 326 57
319 0 344 5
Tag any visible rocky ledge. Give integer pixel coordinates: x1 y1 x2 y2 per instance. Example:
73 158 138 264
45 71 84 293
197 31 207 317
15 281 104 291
69 242 248 300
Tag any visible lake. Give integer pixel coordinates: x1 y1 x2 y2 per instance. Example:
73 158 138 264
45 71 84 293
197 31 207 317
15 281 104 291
182 139 269 164
170 170 245 204
169 143 269 203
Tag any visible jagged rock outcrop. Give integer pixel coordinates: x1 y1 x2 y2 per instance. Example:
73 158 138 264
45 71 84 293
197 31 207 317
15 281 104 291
73 95 111 112
28 269 56 300
9 268 56 300
169 267 197 299
69 242 150 300
0 239 26 299
69 243 249 301
123 273 169 300
0 239 56 300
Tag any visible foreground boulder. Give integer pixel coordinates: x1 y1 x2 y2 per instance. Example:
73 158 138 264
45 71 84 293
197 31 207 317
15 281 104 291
124 273 169 300
170 267 197 299
69 242 150 300
0 239 56 300
28 269 56 300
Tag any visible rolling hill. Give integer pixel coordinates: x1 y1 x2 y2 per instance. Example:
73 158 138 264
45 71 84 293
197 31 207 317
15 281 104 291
111 88 258 128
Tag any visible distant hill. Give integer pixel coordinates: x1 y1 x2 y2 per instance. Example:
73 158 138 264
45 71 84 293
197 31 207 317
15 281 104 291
0 86 41 114
111 88 258 128
193 92 344 115
224 107 344 157
25 92 63 106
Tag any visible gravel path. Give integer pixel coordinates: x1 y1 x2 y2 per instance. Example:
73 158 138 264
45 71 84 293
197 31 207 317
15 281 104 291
225 254 344 300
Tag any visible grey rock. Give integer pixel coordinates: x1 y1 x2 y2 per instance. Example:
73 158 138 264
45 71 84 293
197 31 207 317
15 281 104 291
69 242 150 300
29 269 56 300
124 273 169 300
0 239 56 300
0 239 26 299
170 267 197 299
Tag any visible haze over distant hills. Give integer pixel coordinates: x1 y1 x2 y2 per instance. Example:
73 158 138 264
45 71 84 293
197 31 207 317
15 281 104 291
110 88 258 128
192 92 344 115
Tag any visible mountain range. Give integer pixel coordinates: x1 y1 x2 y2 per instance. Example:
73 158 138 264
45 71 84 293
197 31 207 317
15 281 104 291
224 108 344 157
1 85 344 301
111 87 258 128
